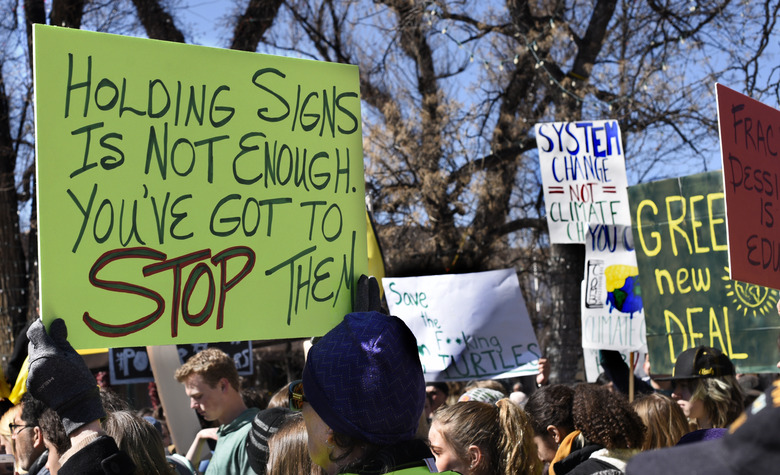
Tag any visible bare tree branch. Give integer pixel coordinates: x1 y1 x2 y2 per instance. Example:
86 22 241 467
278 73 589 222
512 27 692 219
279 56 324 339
230 0 284 51
131 0 184 42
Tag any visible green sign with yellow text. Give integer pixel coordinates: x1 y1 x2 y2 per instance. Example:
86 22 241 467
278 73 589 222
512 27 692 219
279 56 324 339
629 171 780 374
34 25 367 348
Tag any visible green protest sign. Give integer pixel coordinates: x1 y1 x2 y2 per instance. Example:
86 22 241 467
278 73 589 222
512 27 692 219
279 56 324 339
33 25 367 349
628 171 780 374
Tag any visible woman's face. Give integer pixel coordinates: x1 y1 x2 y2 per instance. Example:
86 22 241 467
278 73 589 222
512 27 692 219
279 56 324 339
533 433 559 464
428 421 471 474
301 402 337 474
43 438 61 475
672 379 705 420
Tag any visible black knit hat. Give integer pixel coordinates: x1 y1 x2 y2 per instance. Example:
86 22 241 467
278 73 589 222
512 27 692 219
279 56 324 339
656 346 735 380
245 407 291 474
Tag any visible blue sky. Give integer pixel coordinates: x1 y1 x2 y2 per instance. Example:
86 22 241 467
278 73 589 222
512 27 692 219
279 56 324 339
172 0 237 48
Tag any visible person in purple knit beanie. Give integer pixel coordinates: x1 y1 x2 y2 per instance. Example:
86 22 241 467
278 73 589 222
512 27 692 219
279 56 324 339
290 302 457 474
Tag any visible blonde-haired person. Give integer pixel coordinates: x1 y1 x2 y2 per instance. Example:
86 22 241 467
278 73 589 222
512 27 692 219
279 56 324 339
676 376 743 429
0 405 20 472
664 346 744 430
266 412 325 475
460 379 508 397
428 399 542 475
103 410 179 475
631 393 690 450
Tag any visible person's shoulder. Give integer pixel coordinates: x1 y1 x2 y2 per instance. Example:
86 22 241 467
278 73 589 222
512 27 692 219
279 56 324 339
59 435 135 475
236 407 260 425
220 407 261 434
555 443 603 474
343 468 454 474
168 454 196 475
567 457 620 475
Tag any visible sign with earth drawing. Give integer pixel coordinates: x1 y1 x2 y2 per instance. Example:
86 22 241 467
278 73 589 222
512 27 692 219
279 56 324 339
582 224 647 353
629 171 780 374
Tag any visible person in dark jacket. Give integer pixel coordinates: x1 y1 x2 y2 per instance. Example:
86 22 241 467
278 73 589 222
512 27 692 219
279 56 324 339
524 384 580 474
564 384 645 475
597 351 656 397
525 384 645 475
39 407 71 475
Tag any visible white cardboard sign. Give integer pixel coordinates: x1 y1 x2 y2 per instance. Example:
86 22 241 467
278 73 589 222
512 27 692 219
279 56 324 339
383 269 539 382
536 120 631 244
582 224 647 352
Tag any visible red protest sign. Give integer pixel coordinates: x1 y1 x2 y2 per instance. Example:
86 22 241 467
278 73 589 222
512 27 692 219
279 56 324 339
716 83 780 289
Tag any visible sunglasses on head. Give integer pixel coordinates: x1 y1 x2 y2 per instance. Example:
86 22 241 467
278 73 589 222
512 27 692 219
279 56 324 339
289 379 307 411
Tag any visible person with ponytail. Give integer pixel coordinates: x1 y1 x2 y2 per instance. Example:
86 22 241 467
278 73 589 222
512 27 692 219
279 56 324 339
428 399 542 475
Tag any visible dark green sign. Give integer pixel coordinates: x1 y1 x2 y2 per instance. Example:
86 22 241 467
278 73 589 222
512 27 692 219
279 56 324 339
629 171 780 374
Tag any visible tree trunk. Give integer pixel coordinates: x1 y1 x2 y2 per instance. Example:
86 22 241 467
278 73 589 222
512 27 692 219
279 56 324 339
131 0 185 42
0 73 28 360
545 243 585 383
231 0 284 51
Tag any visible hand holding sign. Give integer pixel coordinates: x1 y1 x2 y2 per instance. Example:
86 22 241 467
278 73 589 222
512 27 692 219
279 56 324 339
354 274 382 313
27 319 105 435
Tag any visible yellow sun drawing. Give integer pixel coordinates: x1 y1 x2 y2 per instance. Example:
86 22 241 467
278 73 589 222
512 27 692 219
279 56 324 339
722 266 779 317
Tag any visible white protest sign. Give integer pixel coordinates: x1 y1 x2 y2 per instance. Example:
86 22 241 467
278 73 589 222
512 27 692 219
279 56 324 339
383 269 539 382
535 120 631 244
582 224 647 352
147 345 201 455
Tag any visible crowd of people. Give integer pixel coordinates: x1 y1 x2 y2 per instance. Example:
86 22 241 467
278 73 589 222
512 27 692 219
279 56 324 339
0 277 778 474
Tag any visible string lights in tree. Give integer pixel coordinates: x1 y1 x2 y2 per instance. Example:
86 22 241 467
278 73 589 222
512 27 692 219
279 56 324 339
421 5 656 111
